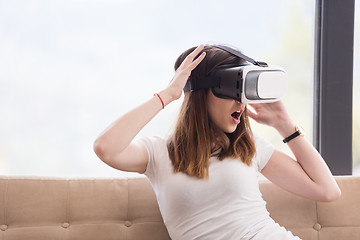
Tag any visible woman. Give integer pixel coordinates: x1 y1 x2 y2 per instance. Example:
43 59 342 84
94 44 341 239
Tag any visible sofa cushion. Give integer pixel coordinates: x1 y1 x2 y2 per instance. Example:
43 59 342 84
1 176 359 240
0 177 170 240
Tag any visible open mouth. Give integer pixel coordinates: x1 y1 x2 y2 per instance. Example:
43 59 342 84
231 111 241 122
231 111 240 119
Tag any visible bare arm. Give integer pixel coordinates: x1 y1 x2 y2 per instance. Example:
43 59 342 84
248 101 341 202
94 45 206 173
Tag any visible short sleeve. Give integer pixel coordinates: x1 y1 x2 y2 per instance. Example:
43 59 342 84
135 136 165 180
252 132 275 172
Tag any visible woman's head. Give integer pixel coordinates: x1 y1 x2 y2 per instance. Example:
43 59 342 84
175 46 249 132
167 45 256 179
174 45 245 86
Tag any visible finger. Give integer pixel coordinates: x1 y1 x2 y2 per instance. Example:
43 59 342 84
183 44 205 64
248 103 263 110
188 44 205 59
247 107 259 121
247 104 259 113
188 52 206 70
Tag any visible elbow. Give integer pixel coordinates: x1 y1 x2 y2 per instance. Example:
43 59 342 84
321 187 342 202
93 139 123 170
93 139 108 162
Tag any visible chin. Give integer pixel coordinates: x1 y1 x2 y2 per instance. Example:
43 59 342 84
224 126 237 134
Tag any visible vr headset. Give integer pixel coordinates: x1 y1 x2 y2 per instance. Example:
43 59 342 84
183 45 287 103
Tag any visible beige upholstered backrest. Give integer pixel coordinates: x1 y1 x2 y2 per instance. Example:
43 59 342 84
260 176 360 240
0 177 170 240
0 176 359 240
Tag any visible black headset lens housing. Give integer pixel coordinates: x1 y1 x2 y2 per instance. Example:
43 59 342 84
183 45 287 104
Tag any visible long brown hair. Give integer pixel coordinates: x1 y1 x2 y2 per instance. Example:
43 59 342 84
167 45 256 179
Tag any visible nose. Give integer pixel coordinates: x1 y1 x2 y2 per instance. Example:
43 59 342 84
234 99 243 105
234 99 246 109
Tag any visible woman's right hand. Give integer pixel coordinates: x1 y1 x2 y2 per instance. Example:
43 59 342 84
94 44 206 174
165 44 206 101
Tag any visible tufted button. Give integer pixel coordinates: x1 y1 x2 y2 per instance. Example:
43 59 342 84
62 222 70 228
124 221 132 227
313 223 322 231
0 225 8 231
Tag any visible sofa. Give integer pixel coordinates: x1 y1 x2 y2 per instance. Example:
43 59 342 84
0 176 359 240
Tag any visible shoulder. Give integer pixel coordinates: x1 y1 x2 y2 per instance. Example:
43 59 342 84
137 135 167 148
137 136 168 158
136 136 170 177
251 131 275 172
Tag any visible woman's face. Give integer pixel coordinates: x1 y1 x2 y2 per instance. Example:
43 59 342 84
207 90 246 133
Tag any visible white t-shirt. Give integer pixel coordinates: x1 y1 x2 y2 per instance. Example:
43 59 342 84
139 133 301 240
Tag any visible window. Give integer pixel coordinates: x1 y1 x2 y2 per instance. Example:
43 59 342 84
353 0 360 175
0 1 322 177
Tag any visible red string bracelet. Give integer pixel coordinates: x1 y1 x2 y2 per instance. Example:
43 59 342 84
154 93 165 109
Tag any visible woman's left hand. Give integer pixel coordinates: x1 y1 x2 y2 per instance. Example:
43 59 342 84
247 101 295 137
252 101 342 203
